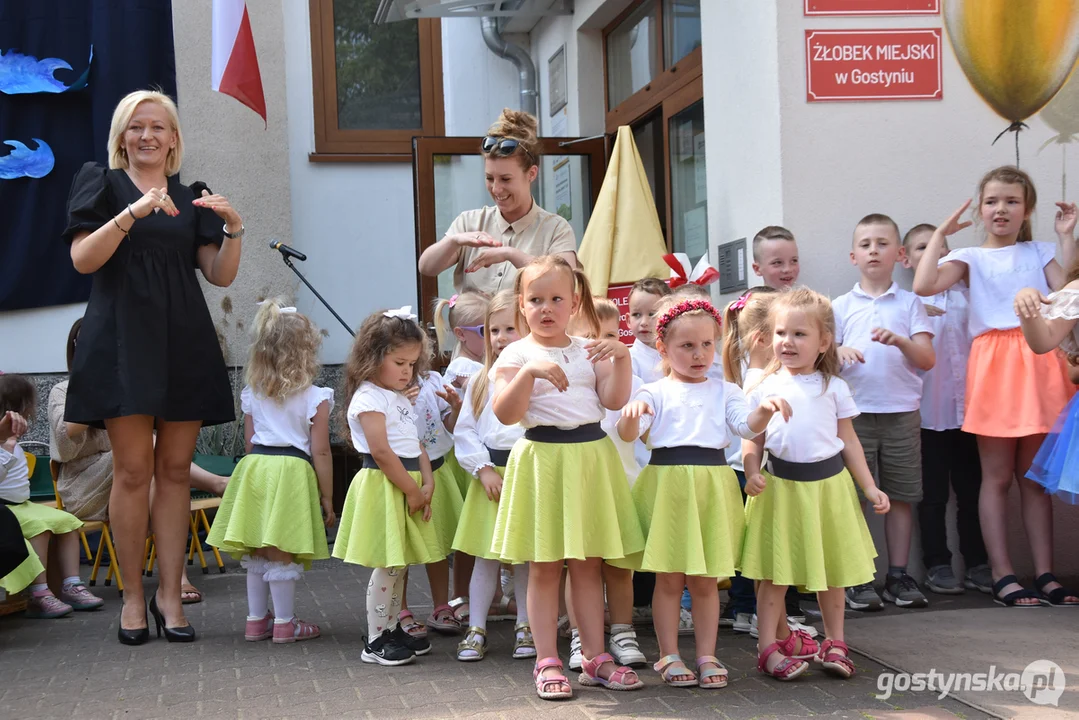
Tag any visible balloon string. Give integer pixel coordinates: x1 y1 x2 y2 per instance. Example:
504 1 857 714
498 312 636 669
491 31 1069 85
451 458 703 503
992 121 1028 166
1065 144 1068 201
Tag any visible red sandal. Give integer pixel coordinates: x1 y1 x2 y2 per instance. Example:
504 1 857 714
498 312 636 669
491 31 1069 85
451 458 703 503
757 642 808 681
579 652 644 690
533 657 573 700
778 628 820 659
818 639 856 679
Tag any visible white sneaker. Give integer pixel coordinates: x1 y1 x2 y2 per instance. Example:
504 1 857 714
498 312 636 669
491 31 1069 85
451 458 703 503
609 625 646 668
732 612 754 634
678 607 695 636
568 629 582 671
747 614 819 640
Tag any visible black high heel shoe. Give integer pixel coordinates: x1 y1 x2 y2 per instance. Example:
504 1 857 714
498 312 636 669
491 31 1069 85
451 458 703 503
149 593 196 643
118 604 150 646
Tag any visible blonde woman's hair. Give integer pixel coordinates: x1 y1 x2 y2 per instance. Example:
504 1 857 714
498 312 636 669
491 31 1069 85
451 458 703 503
108 90 184 176
755 287 842 393
483 108 540 170
569 297 620 339
470 289 517 418
433 290 490 352
342 310 430 423
721 287 779 386
245 299 322 401
514 255 599 338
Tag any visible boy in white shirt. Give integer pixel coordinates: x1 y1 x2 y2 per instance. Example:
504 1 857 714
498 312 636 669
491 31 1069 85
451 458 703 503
902 224 990 595
834 213 935 611
628 277 672 384
752 225 800 290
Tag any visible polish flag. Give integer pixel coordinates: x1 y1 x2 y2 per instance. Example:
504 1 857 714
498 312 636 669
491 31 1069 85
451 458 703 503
212 0 267 125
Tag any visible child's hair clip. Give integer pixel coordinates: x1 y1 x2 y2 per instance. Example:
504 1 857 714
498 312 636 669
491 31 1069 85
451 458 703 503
384 306 418 321
448 294 459 308
730 291 752 312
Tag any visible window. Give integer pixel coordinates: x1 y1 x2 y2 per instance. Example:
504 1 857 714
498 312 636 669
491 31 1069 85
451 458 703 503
604 0 703 254
309 0 444 161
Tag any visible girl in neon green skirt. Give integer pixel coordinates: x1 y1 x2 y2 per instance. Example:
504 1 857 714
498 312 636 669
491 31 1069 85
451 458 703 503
333 307 446 667
451 290 532 662
617 297 790 690
741 289 890 682
206 300 335 644
488 256 645 701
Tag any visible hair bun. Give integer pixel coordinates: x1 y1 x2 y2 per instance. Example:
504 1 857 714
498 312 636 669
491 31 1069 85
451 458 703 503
493 108 538 140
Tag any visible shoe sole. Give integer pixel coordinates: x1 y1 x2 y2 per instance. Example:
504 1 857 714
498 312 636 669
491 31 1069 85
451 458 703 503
612 655 647 669
882 591 928 608
926 582 965 595
845 598 883 611
732 625 752 634
245 632 273 641
361 649 415 666
68 602 105 611
718 618 734 627
411 645 432 656
964 580 993 594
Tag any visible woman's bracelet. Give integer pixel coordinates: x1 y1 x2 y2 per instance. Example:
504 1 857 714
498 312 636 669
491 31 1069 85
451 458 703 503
113 216 129 235
127 204 137 221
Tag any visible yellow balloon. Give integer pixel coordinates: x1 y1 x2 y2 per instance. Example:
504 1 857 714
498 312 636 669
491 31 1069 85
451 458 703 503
1041 64 1079 140
944 0 1079 122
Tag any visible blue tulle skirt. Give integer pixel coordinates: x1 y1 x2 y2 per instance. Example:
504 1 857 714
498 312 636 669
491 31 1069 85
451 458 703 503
1027 394 1079 504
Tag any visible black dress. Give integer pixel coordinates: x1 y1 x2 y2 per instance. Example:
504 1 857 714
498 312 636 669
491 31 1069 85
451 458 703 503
61 162 235 427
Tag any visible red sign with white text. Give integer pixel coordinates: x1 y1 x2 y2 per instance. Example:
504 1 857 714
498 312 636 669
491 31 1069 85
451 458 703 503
805 0 938 15
607 283 638 346
805 29 942 102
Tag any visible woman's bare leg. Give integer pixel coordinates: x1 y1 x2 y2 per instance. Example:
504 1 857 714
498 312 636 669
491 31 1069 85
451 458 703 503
105 416 155 630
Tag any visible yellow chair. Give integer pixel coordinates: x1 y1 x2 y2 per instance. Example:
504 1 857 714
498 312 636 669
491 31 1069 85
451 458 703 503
144 494 225 576
49 460 124 591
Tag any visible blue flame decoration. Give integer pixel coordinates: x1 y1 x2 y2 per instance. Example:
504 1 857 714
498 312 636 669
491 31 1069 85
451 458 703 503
0 139 55 179
0 46 93 94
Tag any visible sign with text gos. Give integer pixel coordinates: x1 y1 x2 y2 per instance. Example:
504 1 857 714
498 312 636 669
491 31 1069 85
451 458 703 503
805 28 942 102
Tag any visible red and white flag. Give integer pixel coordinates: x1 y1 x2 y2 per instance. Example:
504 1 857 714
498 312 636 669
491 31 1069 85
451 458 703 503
212 0 267 125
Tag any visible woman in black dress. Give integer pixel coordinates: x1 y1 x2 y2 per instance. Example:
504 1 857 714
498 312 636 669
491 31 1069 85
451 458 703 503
63 90 243 645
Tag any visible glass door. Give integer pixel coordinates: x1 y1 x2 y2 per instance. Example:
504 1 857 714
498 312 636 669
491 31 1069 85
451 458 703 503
413 136 607 327
662 76 706 264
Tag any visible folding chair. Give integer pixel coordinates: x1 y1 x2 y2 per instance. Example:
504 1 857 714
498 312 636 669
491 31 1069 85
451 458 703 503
49 460 124 591
144 492 225 576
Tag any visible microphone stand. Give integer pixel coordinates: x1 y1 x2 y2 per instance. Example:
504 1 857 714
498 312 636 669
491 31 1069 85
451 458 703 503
279 255 356 337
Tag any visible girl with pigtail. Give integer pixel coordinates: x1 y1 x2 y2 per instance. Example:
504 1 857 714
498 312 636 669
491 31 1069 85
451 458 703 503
207 299 336 645
433 291 491 388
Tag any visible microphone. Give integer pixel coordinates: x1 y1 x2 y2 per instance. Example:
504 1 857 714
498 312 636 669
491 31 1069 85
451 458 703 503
269 239 307 262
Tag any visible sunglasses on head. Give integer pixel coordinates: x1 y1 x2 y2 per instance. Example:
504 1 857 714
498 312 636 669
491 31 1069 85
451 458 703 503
459 324 485 337
482 136 535 164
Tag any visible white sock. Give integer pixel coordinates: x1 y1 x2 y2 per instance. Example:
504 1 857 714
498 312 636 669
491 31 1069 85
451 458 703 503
63 575 81 587
469 558 500 632
30 583 48 595
241 556 270 620
264 561 303 624
368 567 396 636
514 563 530 624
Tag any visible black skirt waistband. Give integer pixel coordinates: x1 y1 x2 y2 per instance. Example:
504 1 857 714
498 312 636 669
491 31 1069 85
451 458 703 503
485 446 511 467
766 453 845 482
251 444 311 464
649 446 728 467
524 423 605 444
361 454 443 473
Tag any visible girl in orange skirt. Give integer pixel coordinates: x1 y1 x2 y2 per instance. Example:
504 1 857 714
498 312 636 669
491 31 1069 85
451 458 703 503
913 166 1079 608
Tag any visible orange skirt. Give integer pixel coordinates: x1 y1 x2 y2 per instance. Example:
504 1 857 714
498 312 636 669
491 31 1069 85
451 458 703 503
964 328 1075 437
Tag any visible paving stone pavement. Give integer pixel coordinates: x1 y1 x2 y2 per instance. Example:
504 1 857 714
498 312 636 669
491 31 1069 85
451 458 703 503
0 558 994 720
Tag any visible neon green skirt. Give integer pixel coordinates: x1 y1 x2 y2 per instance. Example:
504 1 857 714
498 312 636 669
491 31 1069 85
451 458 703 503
451 466 505 560
429 455 464 557
8 500 82 539
0 540 44 594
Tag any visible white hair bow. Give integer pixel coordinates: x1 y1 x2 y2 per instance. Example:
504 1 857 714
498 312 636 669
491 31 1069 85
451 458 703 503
663 253 720 288
384 305 417 320
256 301 297 313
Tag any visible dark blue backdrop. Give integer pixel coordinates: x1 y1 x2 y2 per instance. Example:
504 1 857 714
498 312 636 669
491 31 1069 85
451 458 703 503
0 0 177 311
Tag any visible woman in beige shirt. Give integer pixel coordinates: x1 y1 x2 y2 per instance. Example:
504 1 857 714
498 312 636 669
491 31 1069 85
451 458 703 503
418 109 577 294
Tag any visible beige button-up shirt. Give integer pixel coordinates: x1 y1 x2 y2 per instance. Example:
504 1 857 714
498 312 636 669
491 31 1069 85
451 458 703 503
448 199 577 294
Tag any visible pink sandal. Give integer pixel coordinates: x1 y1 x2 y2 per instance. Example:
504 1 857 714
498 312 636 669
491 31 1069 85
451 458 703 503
245 612 274 642
778 628 820 659
272 617 321 644
533 657 573 700
758 642 808 681
427 603 463 634
399 610 427 638
818 639 856 679
579 652 644 691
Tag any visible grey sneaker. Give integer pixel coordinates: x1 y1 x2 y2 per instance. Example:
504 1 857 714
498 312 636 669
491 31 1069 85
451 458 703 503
964 563 993 594
925 565 964 595
845 583 883 611
883 573 929 608
25 592 73 619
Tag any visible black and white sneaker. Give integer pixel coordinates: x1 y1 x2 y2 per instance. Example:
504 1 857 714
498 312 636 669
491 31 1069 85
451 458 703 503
361 629 416 666
392 623 431 656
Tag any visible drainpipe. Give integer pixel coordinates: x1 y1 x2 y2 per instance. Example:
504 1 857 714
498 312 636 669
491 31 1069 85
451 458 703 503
480 15 538 117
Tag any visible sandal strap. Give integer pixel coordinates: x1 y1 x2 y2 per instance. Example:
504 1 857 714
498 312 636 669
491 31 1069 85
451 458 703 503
293 619 319 637
1034 572 1058 589
582 652 616 675
534 656 564 673
399 610 415 620
992 574 1020 594
696 655 726 670
820 639 849 656
449 596 469 608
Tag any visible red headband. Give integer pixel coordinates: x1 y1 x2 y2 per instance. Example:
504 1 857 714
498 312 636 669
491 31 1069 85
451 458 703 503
656 299 723 338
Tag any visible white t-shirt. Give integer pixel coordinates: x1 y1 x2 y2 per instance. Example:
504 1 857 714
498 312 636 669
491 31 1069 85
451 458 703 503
725 366 765 471
636 377 757 450
749 372 859 464
602 373 645 482
630 339 663 384
919 288 971 431
241 385 334 457
347 382 422 458
833 282 934 413
490 336 606 429
445 356 484 387
0 443 30 504
413 372 454 461
453 379 526 477
940 242 1056 338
